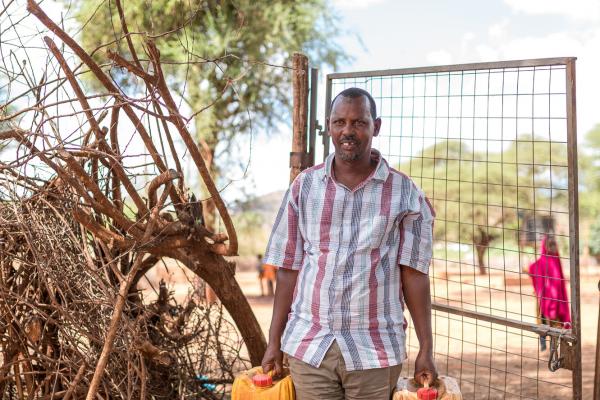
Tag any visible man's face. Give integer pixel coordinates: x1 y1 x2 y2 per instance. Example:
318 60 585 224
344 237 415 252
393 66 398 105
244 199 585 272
328 95 381 163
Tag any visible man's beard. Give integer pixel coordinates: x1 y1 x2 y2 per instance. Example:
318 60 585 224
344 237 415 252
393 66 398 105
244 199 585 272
336 135 361 161
335 149 359 161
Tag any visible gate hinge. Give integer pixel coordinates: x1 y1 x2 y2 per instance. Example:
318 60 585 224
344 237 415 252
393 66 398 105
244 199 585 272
315 120 323 136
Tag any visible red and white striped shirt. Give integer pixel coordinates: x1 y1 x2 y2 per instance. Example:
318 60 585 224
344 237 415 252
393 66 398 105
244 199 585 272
264 150 435 371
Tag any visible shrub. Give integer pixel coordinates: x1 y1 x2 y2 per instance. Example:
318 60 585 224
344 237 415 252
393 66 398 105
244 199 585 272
589 217 600 256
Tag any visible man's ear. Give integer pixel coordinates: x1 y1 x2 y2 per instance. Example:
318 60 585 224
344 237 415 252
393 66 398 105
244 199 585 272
373 117 382 137
326 118 331 135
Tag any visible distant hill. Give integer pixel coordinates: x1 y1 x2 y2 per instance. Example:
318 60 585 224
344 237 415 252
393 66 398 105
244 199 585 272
251 190 286 229
230 190 286 260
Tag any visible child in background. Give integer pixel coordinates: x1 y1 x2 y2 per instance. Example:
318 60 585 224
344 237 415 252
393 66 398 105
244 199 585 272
262 263 277 296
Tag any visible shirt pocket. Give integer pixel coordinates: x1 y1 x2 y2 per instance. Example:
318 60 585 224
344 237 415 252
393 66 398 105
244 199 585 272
369 215 390 248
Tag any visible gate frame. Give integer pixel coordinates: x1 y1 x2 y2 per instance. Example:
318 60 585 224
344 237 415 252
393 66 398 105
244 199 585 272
322 57 582 399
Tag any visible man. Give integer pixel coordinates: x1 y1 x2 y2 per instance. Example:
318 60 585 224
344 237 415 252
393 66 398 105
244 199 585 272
261 87 437 399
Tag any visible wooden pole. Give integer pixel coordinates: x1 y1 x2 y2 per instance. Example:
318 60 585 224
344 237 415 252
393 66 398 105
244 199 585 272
290 53 309 184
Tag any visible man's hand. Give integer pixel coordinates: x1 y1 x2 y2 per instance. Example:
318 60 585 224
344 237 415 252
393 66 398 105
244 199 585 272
414 349 438 386
261 342 283 376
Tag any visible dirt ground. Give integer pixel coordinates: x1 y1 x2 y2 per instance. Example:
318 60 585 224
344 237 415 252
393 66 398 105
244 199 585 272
144 257 598 398
234 267 599 399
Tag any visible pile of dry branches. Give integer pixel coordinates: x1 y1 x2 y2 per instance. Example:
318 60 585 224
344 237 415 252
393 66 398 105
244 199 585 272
0 190 246 399
0 0 266 398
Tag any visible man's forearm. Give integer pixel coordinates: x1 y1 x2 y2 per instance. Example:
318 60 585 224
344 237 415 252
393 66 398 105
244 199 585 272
268 268 298 345
400 265 433 352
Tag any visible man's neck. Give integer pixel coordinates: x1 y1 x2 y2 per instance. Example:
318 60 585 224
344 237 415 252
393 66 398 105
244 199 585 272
332 152 377 190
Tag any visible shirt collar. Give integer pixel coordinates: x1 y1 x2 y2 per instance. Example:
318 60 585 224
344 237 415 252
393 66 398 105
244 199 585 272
324 149 390 183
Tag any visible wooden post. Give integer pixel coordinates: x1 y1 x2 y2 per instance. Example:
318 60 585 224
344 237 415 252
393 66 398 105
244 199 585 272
290 52 309 184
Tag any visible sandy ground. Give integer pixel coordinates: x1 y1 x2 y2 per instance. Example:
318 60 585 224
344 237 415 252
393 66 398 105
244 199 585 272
142 258 597 398
234 267 599 400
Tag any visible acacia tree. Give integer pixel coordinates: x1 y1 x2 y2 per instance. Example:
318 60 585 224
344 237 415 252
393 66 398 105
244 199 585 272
401 136 568 274
73 0 345 227
579 124 600 219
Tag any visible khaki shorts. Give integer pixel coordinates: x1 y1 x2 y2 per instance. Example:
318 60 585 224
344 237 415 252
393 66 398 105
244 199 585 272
287 341 402 400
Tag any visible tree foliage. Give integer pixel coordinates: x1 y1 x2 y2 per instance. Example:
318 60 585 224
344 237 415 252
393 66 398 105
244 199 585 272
400 136 569 273
74 0 345 173
579 124 600 219
589 217 600 257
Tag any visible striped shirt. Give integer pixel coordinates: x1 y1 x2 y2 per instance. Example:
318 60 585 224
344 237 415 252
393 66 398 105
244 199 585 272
263 149 435 371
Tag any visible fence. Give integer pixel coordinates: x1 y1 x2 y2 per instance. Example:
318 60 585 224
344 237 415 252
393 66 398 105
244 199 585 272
323 58 581 399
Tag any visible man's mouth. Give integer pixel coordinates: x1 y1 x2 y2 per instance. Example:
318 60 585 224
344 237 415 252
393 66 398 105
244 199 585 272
341 142 357 151
340 137 359 151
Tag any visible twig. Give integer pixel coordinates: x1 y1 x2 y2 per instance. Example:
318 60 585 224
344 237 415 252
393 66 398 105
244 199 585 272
145 41 238 256
63 362 87 400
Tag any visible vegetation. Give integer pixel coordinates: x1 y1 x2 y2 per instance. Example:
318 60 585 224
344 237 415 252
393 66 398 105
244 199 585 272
589 217 600 260
73 0 345 226
579 124 600 220
400 135 569 274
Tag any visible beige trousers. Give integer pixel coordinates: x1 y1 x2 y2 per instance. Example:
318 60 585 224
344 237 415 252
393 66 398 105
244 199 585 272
287 341 402 400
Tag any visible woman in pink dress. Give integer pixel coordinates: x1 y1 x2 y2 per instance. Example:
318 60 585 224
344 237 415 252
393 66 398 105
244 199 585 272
528 235 571 351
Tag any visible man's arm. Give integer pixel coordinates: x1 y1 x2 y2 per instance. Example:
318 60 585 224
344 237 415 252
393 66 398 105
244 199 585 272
401 264 437 386
261 268 298 375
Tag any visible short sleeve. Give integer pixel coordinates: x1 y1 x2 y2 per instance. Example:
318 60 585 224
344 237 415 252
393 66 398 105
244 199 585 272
397 188 435 274
263 176 304 270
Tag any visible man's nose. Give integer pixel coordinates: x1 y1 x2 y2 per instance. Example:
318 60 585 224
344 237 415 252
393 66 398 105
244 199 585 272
341 121 354 135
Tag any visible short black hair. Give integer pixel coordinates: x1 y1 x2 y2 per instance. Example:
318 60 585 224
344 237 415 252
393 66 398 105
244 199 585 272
330 87 377 120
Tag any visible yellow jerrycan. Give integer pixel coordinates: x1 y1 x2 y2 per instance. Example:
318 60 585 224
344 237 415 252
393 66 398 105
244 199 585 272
232 366 295 400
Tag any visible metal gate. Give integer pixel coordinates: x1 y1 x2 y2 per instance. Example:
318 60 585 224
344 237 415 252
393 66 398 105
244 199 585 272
320 58 581 399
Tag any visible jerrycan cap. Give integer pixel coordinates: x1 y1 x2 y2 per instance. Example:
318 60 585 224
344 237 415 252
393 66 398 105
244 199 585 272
417 386 438 400
252 373 273 388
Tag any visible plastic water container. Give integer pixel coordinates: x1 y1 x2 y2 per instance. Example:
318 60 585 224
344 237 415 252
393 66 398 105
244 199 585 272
232 367 295 400
394 376 462 400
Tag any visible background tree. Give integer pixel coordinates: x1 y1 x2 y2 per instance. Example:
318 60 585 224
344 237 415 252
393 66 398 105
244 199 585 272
401 135 568 274
589 217 600 263
579 124 600 219
73 0 345 228
577 124 600 262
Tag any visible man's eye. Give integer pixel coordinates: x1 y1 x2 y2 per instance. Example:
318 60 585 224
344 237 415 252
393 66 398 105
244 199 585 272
334 120 344 126
355 121 366 127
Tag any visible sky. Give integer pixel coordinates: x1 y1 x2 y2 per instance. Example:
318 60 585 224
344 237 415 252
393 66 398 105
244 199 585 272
238 0 600 200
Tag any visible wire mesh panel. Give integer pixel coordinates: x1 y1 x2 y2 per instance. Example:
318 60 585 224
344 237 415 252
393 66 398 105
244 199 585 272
324 59 581 399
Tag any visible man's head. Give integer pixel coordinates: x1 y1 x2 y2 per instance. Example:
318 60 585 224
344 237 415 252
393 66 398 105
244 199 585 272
328 88 381 163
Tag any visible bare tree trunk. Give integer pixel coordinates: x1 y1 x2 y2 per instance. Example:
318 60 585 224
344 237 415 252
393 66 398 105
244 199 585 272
171 247 267 366
475 227 491 275
476 243 487 275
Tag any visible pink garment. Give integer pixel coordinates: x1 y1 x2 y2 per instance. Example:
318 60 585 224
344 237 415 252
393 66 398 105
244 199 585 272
528 236 571 327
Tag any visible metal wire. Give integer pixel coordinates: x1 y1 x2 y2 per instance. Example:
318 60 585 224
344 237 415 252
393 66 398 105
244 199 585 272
326 61 579 399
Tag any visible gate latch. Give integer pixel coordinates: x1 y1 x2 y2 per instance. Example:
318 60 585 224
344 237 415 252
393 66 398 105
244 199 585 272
548 333 575 372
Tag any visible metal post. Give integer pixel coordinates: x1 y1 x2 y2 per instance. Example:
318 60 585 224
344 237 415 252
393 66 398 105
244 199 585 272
308 67 318 167
566 58 582 400
323 75 332 160
290 53 309 184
